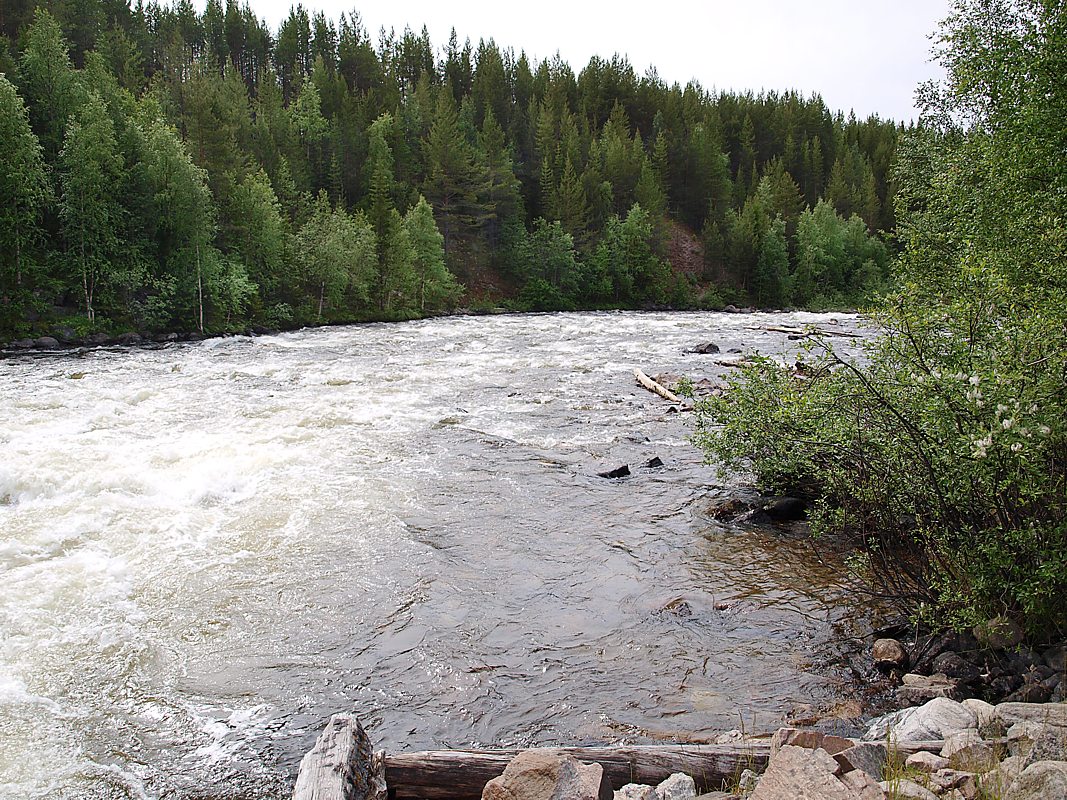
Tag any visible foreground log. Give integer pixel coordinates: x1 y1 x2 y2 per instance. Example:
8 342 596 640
293 714 386 800
383 744 770 800
633 368 684 405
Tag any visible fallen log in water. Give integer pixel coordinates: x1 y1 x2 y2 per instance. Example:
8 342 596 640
633 368 685 405
383 744 770 799
753 324 861 339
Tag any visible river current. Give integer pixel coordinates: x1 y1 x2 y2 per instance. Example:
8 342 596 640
0 311 871 799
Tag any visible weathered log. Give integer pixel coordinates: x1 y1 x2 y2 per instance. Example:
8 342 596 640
383 745 770 799
293 714 387 800
633 368 684 404
755 325 861 339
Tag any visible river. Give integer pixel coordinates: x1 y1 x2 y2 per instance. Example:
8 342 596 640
0 311 871 799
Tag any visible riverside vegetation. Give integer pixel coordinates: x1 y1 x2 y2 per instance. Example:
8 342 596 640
695 0 1066 647
0 0 897 341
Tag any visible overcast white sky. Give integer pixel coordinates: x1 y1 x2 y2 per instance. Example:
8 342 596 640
228 1 953 122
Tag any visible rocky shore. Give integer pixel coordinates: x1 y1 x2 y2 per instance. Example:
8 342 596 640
1 326 278 355
463 698 1066 800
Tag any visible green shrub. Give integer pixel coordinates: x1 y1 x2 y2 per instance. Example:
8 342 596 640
694 0 1067 639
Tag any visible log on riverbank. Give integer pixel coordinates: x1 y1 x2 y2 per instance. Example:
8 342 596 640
383 744 770 799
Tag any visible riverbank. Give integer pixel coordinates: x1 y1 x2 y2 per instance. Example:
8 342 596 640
290 696 1067 800
0 301 831 357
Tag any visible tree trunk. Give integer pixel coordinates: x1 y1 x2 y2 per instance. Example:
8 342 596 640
196 240 204 333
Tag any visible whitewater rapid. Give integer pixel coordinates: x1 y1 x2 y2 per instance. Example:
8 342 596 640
0 311 869 799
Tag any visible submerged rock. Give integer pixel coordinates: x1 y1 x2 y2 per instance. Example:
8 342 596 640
597 465 630 479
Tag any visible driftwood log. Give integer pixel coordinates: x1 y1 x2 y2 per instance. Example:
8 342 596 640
633 368 684 404
754 324 861 339
383 744 769 799
293 714 386 800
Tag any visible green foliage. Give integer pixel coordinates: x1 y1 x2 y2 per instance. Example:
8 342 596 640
59 91 126 323
0 75 51 326
695 0 1067 639
0 0 906 336
403 195 462 311
295 190 376 318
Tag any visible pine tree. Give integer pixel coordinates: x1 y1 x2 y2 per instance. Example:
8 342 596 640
424 85 490 261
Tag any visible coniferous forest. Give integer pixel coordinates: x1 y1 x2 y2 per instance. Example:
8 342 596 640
0 0 900 339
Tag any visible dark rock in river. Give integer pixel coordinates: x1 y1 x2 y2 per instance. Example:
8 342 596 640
598 465 630 479
685 342 720 354
644 457 664 469
10 338 35 349
34 336 61 349
86 332 110 345
762 497 807 521
114 332 143 346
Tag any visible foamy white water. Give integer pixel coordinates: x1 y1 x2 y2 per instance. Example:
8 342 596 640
0 311 867 799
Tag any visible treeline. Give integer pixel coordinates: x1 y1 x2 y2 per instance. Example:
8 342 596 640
0 0 900 337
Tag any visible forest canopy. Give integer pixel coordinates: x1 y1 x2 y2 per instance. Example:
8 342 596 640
1 0 900 338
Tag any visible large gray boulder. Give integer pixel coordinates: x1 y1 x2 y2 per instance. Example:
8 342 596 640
749 745 879 800
1008 720 1067 766
863 697 978 742
482 751 612 800
994 701 1067 729
1005 761 1067 799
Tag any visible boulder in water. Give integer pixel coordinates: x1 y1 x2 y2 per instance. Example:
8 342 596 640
598 465 630 479
685 342 720 354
